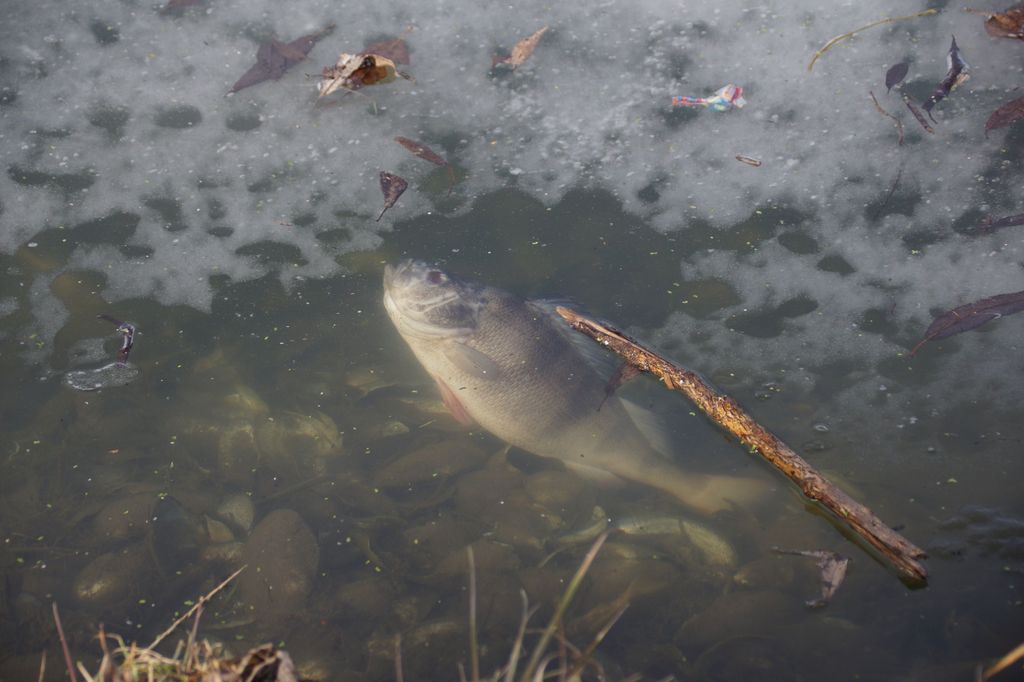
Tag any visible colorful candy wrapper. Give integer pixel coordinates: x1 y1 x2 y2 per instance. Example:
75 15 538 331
672 84 746 111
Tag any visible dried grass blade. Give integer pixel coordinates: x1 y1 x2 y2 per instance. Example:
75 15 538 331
869 91 904 145
468 546 480 682
519 532 608 682
808 9 938 71
52 602 79 682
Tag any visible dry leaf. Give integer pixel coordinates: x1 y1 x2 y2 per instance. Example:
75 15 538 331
773 548 849 608
229 25 334 94
911 290 1024 355
493 26 548 69
985 96 1024 136
363 37 410 65
966 5 1024 39
902 93 934 134
318 53 412 99
377 171 408 221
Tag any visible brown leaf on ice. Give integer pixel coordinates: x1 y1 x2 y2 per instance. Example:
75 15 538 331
363 37 411 65
377 171 408 221
902 93 934 134
966 5 1024 39
493 26 549 69
773 548 849 608
318 53 412 99
885 62 909 92
395 136 456 194
985 96 1024 136
911 290 1024 355
229 25 335 94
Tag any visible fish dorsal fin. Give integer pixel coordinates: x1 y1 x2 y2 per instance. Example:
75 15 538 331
527 299 620 380
620 398 675 460
442 341 501 379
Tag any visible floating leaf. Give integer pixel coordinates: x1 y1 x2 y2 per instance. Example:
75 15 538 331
318 53 412 99
885 62 909 92
493 26 548 69
985 96 1024 136
922 36 969 121
773 548 849 608
807 9 938 72
98 313 137 364
911 290 1024 355
976 212 1024 235
395 136 456 194
377 172 408 221
363 37 411 65
966 5 1024 39
229 25 334 94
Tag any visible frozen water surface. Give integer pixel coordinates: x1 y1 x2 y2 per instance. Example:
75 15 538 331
1 0 1023 679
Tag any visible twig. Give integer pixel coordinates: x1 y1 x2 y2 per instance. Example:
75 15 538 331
468 546 480 682
148 565 246 650
979 641 1024 681
555 307 928 584
184 603 203 670
52 602 79 682
869 91 904 145
902 93 935 134
36 651 45 682
808 9 938 72
395 634 405 682
520 532 608 682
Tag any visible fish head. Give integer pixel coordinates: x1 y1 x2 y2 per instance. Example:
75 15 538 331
383 260 487 341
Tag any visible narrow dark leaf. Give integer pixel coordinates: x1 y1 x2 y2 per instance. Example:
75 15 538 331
976 212 1024 235
395 137 456 194
885 62 909 92
377 172 408 221
395 136 447 166
985 96 1024 136
363 37 410 65
922 36 969 120
229 25 334 94
911 290 1024 355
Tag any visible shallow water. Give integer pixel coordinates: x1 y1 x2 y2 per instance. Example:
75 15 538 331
2 0 1024 680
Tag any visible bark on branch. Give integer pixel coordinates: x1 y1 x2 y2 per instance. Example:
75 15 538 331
556 306 928 585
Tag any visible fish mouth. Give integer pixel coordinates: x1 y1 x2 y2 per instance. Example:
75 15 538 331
382 260 472 341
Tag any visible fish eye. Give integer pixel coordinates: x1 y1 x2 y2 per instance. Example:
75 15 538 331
361 57 374 69
426 270 445 284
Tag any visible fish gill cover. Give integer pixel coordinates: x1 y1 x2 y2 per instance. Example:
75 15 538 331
0 0 1022 412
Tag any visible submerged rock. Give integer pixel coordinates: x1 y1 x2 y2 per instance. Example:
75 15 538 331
240 509 319 618
73 542 152 610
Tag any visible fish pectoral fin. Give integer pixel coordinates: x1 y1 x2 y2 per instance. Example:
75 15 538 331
434 376 475 426
441 341 500 379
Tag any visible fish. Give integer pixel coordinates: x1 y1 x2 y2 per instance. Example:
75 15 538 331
382 260 767 515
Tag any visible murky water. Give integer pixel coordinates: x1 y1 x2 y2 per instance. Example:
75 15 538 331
2 0 1024 680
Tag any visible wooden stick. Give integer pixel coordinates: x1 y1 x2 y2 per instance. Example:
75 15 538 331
555 307 928 584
